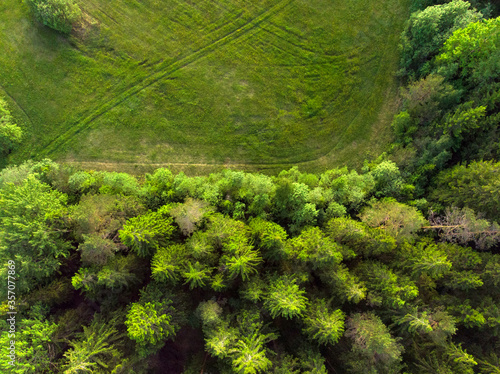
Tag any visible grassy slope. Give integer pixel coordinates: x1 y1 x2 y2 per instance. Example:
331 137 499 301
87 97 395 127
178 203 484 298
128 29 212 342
0 0 409 174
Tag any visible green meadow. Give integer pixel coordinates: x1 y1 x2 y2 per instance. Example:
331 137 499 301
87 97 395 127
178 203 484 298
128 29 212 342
0 0 409 173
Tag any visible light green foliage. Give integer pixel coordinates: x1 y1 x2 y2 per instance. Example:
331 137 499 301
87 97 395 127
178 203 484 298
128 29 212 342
141 168 175 209
249 217 288 261
319 264 367 304
95 254 140 291
360 199 427 242
151 244 187 284
119 210 174 256
0 159 58 188
0 96 22 155
432 160 500 220
69 194 144 240
222 248 262 282
72 254 140 296
264 276 308 319
68 171 140 196
394 307 457 344
440 102 486 138
125 300 177 357
63 317 123 374
445 343 477 371
0 175 70 295
320 168 375 210
437 16 500 84
303 299 345 346
228 331 274 374
345 312 404 374
0 305 57 373
399 0 482 79
182 261 212 289
286 227 343 270
27 0 82 34
204 311 277 373
325 216 397 258
370 160 404 198
401 241 452 279
359 261 419 309
205 213 250 249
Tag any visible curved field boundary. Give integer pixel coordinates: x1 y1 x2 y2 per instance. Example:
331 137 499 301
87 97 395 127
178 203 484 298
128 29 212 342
41 0 294 156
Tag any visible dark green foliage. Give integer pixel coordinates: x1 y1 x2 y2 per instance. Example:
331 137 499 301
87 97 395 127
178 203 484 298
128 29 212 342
27 0 82 33
0 175 70 296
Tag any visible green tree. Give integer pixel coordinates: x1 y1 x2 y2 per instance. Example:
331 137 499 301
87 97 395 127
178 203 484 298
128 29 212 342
399 0 482 79
303 299 345 346
125 300 178 357
0 176 70 296
119 209 174 257
264 275 308 319
345 312 404 374
432 160 500 221
0 305 57 373
436 16 500 86
27 0 82 34
360 199 427 242
62 317 123 374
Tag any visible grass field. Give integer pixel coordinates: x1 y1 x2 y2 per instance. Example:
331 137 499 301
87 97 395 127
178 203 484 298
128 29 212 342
0 0 409 173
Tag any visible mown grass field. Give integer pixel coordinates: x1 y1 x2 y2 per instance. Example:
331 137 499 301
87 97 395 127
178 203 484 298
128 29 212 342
0 0 409 173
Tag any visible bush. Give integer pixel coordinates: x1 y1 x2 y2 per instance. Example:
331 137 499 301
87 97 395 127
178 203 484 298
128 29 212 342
0 97 22 155
28 0 82 34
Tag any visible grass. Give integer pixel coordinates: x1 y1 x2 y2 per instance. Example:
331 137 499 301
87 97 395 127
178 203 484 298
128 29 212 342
0 0 410 174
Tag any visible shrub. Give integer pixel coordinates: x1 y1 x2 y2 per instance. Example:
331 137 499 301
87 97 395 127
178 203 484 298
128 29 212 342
27 0 82 34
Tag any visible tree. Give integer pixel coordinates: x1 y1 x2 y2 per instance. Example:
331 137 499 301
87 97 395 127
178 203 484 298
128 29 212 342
345 312 404 374
168 198 212 236
119 209 174 257
360 199 427 242
221 248 262 282
303 299 345 346
125 300 178 357
427 207 500 249
399 0 483 79
0 176 70 296
432 160 500 221
0 96 22 155
0 304 57 373
62 317 123 374
151 244 187 284
264 275 308 319
27 0 82 34
358 261 419 309
436 16 500 86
